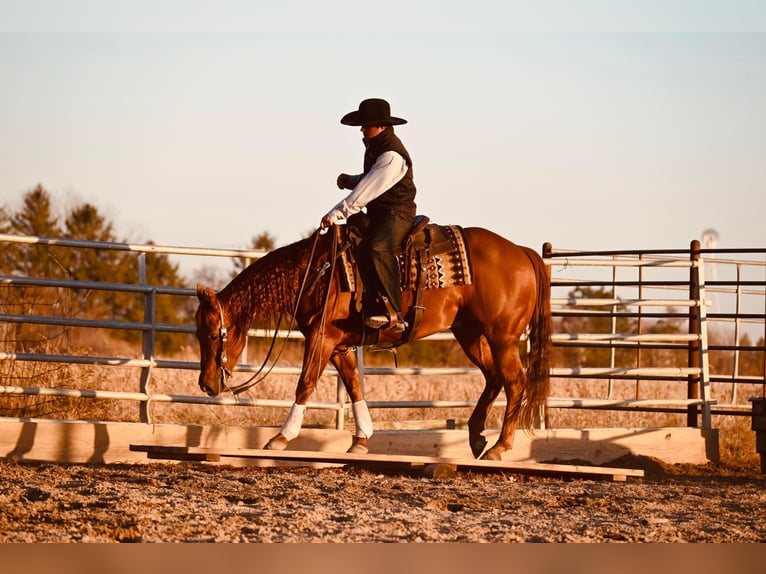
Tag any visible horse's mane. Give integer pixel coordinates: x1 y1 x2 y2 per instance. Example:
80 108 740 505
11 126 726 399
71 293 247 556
218 232 323 328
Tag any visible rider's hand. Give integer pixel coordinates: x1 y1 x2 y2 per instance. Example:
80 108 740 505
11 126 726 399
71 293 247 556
320 214 335 229
337 173 355 190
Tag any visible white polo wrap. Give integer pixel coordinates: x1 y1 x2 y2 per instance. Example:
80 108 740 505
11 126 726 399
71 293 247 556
352 400 374 439
279 402 306 441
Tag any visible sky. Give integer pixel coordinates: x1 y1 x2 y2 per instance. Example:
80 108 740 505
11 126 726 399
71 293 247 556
1 2 765 279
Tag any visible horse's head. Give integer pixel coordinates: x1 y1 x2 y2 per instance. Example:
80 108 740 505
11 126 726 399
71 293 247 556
195 284 246 396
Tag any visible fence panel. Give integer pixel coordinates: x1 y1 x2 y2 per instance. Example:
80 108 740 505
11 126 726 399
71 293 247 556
1 233 764 432
544 242 765 426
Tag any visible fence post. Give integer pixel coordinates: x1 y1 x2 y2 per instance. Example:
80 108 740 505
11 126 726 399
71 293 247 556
687 240 712 429
138 253 155 424
687 240 701 427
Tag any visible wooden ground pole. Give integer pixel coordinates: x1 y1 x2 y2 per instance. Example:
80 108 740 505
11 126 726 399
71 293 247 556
129 444 645 482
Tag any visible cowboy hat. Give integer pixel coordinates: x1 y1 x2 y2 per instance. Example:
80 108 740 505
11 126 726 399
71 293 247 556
340 98 407 127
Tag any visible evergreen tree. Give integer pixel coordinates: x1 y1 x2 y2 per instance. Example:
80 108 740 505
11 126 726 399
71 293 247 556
2 187 190 354
62 202 132 321
8 184 65 277
143 243 185 321
2 185 65 350
115 242 186 353
11 184 62 236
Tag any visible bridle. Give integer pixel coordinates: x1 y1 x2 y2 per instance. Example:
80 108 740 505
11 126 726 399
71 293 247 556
215 300 234 392
210 227 339 397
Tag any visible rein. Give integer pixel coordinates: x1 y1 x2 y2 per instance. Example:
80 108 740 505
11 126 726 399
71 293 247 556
217 227 339 396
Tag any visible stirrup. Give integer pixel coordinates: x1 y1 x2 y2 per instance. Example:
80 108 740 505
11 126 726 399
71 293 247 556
364 315 390 329
365 314 407 333
386 319 407 334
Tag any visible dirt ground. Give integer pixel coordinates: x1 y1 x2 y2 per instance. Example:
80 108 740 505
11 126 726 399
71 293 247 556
1 456 764 543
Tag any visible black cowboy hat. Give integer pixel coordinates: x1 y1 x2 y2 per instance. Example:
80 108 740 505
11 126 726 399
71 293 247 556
340 98 407 127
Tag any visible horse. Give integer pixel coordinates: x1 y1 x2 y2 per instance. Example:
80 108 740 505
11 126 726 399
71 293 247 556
195 223 551 460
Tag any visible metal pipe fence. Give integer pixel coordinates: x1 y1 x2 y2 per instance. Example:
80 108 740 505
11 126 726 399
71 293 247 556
544 241 766 424
1 233 764 431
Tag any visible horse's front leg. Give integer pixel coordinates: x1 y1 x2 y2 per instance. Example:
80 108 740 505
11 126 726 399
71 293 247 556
263 336 335 451
330 348 372 454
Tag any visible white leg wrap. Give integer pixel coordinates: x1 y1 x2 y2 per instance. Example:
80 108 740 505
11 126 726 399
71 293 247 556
352 400 374 439
279 403 306 441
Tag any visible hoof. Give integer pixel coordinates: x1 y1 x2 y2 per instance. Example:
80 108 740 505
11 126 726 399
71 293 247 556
480 447 504 461
347 437 368 455
263 434 288 451
470 436 488 459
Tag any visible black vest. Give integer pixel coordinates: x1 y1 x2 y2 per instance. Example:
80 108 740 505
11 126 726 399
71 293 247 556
363 127 417 216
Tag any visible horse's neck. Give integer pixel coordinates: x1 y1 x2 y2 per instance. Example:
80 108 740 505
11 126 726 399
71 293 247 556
221 281 258 328
222 239 314 324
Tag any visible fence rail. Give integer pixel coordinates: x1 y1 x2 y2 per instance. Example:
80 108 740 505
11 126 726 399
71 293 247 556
1 233 764 432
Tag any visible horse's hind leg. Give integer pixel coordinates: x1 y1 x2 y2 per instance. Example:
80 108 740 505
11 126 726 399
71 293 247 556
453 325 503 459
482 337 525 461
330 348 372 454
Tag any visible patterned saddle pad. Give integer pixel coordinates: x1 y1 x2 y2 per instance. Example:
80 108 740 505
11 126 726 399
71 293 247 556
338 221 473 293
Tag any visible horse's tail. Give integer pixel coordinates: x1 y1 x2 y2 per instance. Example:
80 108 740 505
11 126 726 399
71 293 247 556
519 247 552 431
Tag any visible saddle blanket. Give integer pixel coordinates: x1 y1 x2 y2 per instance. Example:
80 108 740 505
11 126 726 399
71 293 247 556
339 223 473 293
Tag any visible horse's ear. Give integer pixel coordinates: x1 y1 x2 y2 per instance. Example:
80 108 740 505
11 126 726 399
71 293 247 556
196 284 217 305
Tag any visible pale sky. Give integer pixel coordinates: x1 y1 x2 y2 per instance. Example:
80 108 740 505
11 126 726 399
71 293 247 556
1 2 764 278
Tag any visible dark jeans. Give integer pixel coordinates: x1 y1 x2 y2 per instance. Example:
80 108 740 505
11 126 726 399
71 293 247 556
365 209 415 314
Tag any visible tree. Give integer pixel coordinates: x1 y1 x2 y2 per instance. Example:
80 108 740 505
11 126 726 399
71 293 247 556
2 187 189 354
11 184 62 236
231 231 274 277
60 202 131 321
141 242 186 332
5 185 65 278
94 240 186 353
2 185 66 351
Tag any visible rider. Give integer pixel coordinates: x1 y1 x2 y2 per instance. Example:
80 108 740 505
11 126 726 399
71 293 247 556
320 98 417 334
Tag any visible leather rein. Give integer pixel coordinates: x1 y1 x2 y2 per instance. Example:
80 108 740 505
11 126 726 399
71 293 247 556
215 227 339 396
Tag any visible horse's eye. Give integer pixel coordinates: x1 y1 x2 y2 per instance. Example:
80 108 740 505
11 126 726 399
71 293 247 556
210 334 219 342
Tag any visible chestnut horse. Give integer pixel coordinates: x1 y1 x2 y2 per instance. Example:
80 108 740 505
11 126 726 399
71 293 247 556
195 224 551 460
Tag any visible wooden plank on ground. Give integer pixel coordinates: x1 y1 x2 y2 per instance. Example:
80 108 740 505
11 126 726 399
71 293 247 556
129 445 644 482
140 445 222 462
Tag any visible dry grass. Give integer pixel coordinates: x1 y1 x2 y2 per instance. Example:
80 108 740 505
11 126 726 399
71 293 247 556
717 416 760 472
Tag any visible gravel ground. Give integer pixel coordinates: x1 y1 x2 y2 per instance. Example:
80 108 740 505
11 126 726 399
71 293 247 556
1 457 764 543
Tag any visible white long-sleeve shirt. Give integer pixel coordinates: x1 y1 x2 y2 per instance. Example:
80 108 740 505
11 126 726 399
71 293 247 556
324 150 408 223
